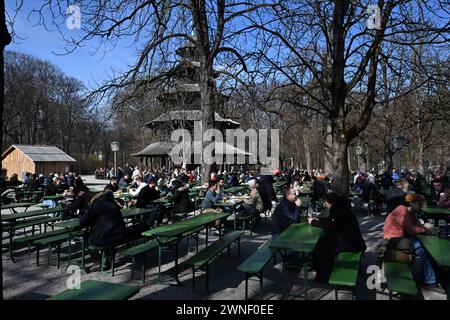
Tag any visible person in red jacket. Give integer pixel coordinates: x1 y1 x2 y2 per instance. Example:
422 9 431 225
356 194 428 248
383 193 439 289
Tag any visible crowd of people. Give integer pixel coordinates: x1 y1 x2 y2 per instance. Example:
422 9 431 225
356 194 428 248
1 164 449 291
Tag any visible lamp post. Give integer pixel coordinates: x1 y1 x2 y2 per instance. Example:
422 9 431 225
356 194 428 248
110 141 120 177
356 145 363 172
393 136 405 173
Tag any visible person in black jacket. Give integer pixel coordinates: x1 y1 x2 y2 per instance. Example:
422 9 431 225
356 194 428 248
104 177 119 193
308 192 366 283
80 190 127 248
258 175 276 212
131 177 162 226
80 190 146 270
172 179 194 213
385 180 407 213
271 187 303 237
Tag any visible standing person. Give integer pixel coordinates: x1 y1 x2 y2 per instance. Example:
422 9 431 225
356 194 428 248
308 193 366 283
132 167 141 180
383 193 441 291
258 174 276 213
430 178 445 205
312 175 327 203
67 172 76 188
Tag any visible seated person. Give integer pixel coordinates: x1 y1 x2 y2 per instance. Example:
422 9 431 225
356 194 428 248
130 177 162 226
104 177 119 193
270 187 303 264
202 180 223 211
44 178 58 196
119 174 132 189
80 190 146 270
239 179 264 225
308 192 366 283
438 187 450 208
68 188 93 218
172 179 195 214
430 178 445 206
385 179 407 213
270 187 302 237
383 193 440 291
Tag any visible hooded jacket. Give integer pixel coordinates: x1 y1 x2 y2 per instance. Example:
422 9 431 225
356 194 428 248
80 190 126 247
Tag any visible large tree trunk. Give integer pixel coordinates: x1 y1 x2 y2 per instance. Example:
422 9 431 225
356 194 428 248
324 122 334 174
329 134 350 197
303 128 312 172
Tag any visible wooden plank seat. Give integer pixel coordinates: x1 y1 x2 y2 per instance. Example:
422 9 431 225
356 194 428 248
328 252 362 300
47 279 139 300
183 230 243 293
238 240 276 300
384 261 419 299
34 232 71 268
118 226 204 283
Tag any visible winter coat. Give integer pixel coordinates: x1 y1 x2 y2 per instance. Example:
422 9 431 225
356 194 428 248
80 191 126 247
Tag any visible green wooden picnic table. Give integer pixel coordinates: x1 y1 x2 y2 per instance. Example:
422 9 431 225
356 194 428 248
421 207 450 225
269 223 323 300
43 194 65 201
223 186 247 194
2 206 69 262
47 279 139 300
417 234 450 299
417 234 450 267
52 207 158 270
422 207 450 216
213 201 241 230
142 211 230 284
1 202 38 213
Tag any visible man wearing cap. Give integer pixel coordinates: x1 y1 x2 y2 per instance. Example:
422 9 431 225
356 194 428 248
239 179 264 226
383 193 439 290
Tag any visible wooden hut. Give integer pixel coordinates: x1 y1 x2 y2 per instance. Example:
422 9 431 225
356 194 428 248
1 145 76 178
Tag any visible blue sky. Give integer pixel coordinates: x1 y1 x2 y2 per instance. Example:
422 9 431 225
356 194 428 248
5 0 137 89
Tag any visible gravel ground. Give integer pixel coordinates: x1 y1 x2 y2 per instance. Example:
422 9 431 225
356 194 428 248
2 177 447 300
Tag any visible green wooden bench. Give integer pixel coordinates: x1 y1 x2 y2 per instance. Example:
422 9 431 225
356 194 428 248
47 279 140 300
2 216 61 234
119 240 160 282
13 229 69 260
34 232 71 268
384 261 418 299
328 252 362 300
183 230 244 293
238 240 276 300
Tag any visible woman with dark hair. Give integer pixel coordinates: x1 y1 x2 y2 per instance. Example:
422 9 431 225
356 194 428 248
66 177 92 218
308 192 366 283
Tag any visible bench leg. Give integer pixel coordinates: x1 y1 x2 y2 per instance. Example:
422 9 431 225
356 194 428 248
36 244 40 266
9 229 16 263
111 251 115 277
245 274 249 300
205 264 210 294
101 251 105 273
238 238 241 260
196 235 199 254
142 258 146 284
335 286 339 300
259 271 264 300
57 243 61 269
192 266 196 293
304 261 308 300
131 256 135 280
